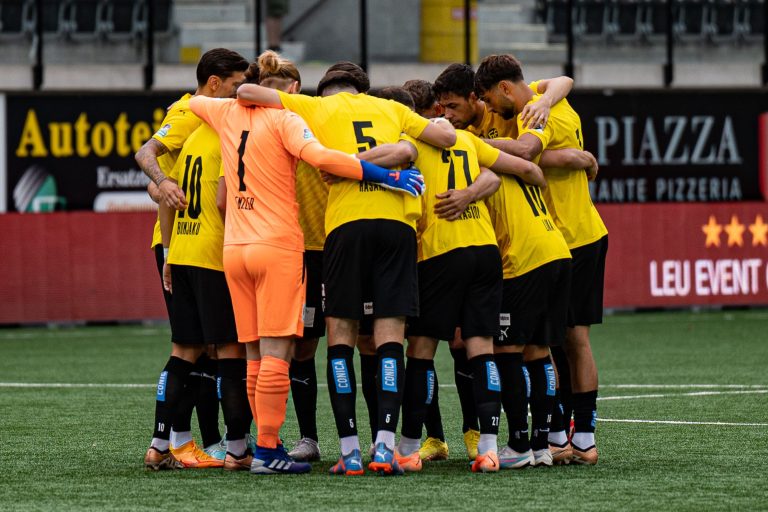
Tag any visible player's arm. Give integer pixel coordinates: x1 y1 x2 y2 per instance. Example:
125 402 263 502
357 140 417 168
434 167 501 221
147 181 162 204
135 139 188 210
520 76 573 129
540 149 599 180
216 177 227 222
236 84 285 108
485 133 543 162
416 117 456 148
489 149 546 188
157 185 176 293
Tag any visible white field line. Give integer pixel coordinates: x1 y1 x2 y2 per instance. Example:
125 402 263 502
601 384 768 389
598 418 768 427
598 389 768 400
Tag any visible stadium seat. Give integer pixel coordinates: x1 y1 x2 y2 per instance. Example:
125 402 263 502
103 0 144 41
743 0 765 42
674 0 716 43
575 0 612 41
710 0 740 42
0 0 35 40
69 0 107 41
610 0 646 42
546 0 572 43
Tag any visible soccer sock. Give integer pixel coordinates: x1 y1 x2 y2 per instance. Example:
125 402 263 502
397 436 421 456
327 345 358 439
151 356 195 450
526 356 557 450
218 358 250 451
254 356 291 449
400 357 433 442
195 354 222 448
551 346 573 432
375 342 405 449
468 354 501 455
289 357 319 441
246 359 261 426
173 366 197 441
169 429 192 449
450 347 479 433
423 370 446 441
359 353 379 444
495 352 530 452
572 390 598 449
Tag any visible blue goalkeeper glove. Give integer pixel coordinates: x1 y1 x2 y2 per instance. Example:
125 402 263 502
359 160 426 197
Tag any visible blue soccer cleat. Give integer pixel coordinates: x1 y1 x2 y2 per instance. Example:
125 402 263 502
368 442 404 476
329 448 364 476
250 445 311 475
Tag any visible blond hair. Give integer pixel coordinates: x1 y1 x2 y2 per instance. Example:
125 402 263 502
257 50 301 87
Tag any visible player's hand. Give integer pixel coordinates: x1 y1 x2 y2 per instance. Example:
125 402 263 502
584 151 599 181
434 188 474 221
159 180 188 211
380 167 426 197
519 100 550 130
320 170 344 185
162 262 172 294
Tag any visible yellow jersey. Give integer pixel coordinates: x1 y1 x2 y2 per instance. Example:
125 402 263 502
296 161 328 251
149 93 202 248
407 131 499 261
277 91 431 235
467 104 517 140
518 94 607 249
166 124 225 271
487 174 571 279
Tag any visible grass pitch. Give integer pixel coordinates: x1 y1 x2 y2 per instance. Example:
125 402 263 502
1 311 767 511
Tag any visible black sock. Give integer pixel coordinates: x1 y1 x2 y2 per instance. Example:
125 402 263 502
359 353 378 443
551 388 566 435
450 348 479 432
423 368 446 441
290 358 318 441
218 358 250 442
195 354 222 447
526 356 556 450
551 346 572 431
327 345 358 438
400 357 433 440
152 356 195 440
173 368 196 434
468 354 501 438
496 352 529 452
572 390 598 435
376 342 405 435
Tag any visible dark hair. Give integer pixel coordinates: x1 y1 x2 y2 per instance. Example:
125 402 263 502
370 86 415 110
196 48 250 86
243 62 260 84
402 79 435 114
432 63 475 99
317 61 370 95
474 54 525 94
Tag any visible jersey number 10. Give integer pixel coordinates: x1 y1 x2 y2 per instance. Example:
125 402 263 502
179 155 202 219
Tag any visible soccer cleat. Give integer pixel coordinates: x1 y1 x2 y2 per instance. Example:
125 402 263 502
288 437 321 462
463 429 480 460
329 449 365 476
203 439 227 461
533 448 553 467
171 440 224 468
471 451 500 473
395 449 423 472
498 445 534 469
418 437 449 461
144 446 183 471
251 445 312 475
368 442 404 476
246 433 258 454
223 449 253 471
549 442 573 465
571 444 599 465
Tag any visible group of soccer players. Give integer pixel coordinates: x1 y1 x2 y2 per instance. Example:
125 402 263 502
136 46 607 476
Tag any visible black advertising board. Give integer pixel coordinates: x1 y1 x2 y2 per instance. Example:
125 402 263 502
570 90 768 203
5 93 181 212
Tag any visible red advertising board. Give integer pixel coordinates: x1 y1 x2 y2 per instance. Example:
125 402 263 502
600 203 768 308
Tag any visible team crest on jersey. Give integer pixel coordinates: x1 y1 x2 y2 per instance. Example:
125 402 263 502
303 128 314 140
155 124 171 138
488 127 499 139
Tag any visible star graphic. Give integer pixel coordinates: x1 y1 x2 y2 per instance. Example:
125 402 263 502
702 215 722 248
724 215 745 247
749 214 768 247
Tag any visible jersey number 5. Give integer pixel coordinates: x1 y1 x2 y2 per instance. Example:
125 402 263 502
353 121 377 153
179 155 202 219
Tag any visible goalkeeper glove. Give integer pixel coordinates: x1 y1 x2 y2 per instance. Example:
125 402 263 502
359 160 426 197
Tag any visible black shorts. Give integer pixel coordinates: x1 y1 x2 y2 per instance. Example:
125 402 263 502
153 244 172 318
408 245 502 341
323 219 418 320
495 258 571 347
300 250 326 340
568 235 608 327
170 265 238 345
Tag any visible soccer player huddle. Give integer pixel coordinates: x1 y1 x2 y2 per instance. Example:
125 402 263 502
136 47 607 476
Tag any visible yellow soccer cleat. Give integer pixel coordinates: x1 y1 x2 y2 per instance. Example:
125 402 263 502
144 446 183 471
171 440 225 468
418 437 449 461
463 429 480 460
